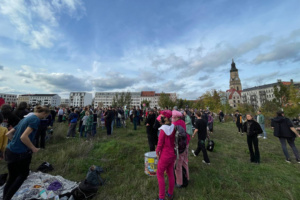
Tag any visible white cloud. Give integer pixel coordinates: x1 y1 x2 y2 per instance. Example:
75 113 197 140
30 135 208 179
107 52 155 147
0 0 85 49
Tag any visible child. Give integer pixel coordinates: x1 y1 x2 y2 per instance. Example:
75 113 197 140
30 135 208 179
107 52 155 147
0 113 8 160
156 110 176 200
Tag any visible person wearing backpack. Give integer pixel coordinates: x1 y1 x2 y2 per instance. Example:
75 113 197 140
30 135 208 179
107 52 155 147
271 111 300 163
156 110 176 200
172 110 190 188
191 111 210 165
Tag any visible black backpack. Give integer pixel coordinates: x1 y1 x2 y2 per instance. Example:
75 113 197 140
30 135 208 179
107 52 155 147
174 125 187 159
71 180 99 200
37 162 54 173
206 140 215 152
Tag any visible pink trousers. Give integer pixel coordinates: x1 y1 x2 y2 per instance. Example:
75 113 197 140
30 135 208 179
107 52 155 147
174 145 190 185
157 155 176 199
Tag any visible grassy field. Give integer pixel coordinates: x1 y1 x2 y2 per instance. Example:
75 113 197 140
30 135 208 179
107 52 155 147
1 120 300 200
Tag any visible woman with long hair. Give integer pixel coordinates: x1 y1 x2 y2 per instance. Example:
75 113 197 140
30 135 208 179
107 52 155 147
243 114 263 163
3 106 50 200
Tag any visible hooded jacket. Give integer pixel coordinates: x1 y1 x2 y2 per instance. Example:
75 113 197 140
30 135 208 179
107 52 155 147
271 116 295 138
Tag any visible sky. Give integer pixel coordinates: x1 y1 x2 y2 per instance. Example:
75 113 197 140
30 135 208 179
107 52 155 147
0 0 299 99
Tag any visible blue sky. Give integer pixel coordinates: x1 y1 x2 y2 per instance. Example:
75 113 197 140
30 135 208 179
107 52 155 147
0 0 299 99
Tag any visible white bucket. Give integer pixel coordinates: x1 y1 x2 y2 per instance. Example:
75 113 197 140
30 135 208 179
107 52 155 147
144 151 158 176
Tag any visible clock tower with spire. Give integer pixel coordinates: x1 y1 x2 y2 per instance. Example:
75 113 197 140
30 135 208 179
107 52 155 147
230 59 242 91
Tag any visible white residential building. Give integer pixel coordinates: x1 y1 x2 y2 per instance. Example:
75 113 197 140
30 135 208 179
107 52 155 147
61 99 70 106
241 79 299 109
28 94 61 107
94 92 141 108
0 93 17 104
70 92 92 107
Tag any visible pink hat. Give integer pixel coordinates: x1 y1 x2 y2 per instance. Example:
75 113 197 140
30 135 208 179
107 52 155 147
156 114 162 121
161 110 172 119
172 110 182 118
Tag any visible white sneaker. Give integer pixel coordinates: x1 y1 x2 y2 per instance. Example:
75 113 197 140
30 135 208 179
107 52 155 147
263 137 267 139
202 160 211 165
191 150 196 157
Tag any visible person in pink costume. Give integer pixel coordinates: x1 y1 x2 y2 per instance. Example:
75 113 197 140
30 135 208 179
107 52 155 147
172 110 190 188
156 110 176 200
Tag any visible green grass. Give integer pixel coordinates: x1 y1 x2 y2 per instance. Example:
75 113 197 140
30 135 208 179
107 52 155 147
1 121 300 200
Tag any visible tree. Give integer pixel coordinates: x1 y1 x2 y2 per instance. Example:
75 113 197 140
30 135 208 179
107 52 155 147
273 82 290 107
112 92 127 107
158 92 175 109
141 100 151 108
237 103 255 115
125 91 132 108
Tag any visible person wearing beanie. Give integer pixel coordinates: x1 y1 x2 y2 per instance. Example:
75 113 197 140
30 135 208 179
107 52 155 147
156 110 176 200
172 110 190 188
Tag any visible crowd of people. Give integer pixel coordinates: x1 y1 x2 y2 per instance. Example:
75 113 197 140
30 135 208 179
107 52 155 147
1 101 300 200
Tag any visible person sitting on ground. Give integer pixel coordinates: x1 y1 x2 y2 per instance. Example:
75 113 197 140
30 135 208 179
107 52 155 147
243 114 263 163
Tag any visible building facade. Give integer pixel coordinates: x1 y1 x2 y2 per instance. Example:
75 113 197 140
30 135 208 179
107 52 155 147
226 59 242 108
94 91 177 108
241 79 298 109
0 93 17 104
94 92 141 108
229 59 242 91
29 94 61 107
60 99 70 106
70 92 93 107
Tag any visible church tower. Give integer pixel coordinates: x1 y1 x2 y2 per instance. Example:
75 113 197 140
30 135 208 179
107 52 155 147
230 59 242 91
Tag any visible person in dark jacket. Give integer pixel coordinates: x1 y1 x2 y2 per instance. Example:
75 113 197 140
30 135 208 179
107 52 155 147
243 114 263 163
235 110 243 135
0 104 20 131
13 102 29 120
145 109 157 151
219 110 224 123
271 111 300 163
35 113 52 148
105 107 113 136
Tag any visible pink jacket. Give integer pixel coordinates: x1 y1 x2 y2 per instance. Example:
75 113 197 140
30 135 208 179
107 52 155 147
172 119 191 145
156 124 176 159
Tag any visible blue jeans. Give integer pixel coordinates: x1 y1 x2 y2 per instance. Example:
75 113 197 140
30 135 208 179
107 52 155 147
80 125 86 137
259 124 266 137
92 123 97 136
111 120 114 134
116 118 121 128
